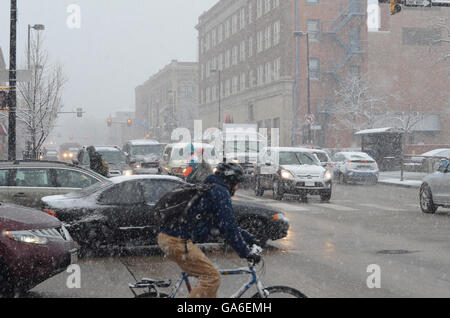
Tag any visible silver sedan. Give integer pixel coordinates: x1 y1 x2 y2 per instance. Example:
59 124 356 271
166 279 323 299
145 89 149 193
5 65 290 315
420 160 450 213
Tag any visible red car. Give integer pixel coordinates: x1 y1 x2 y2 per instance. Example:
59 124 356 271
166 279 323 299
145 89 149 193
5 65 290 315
0 203 77 297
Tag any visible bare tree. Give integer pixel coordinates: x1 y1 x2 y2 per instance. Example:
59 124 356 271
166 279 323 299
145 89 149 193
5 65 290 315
330 75 387 146
16 34 66 159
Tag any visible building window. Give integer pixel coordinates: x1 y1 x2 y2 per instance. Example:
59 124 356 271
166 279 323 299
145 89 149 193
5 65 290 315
240 8 245 30
240 41 246 62
307 19 320 42
225 19 230 39
257 31 263 53
273 21 280 45
248 2 253 24
273 57 281 80
265 62 272 83
307 0 319 3
265 0 271 14
309 58 320 80
265 26 272 50
218 24 223 43
249 37 254 57
349 26 361 51
232 46 238 65
273 117 280 129
402 27 442 46
257 0 263 18
232 14 238 35
240 72 246 91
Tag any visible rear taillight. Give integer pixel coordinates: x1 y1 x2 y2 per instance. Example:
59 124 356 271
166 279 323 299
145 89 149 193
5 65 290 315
43 209 57 218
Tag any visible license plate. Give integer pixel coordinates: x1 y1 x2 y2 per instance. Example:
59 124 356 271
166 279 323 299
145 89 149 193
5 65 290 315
70 249 78 264
305 181 315 187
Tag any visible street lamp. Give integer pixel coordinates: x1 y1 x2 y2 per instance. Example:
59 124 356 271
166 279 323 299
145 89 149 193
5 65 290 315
28 24 45 70
210 69 222 129
293 31 312 145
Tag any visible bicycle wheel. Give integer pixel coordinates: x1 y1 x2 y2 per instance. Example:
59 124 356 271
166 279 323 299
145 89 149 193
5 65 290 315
252 286 307 298
135 292 169 298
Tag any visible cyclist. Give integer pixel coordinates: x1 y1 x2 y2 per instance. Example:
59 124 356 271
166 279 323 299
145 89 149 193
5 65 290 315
157 162 261 298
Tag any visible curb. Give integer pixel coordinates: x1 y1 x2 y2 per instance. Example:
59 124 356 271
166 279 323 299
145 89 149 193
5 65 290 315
378 180 421 189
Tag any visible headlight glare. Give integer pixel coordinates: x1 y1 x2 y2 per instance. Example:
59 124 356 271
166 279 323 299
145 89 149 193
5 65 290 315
4 230 48 245
281 170 294 180
123 170 133 176
324 170 332 181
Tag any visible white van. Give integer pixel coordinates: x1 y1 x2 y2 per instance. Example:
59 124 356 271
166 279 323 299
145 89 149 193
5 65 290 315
160 143 220 177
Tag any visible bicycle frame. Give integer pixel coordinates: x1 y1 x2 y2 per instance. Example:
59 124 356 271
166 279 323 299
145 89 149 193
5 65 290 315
168 264 267 298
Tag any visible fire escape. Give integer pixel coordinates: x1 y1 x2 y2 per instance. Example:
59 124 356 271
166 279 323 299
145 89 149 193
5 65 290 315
318 0 367 146
322 0 366 84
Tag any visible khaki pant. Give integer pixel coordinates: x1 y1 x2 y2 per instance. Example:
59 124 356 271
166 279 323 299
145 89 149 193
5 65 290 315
157 233 221 298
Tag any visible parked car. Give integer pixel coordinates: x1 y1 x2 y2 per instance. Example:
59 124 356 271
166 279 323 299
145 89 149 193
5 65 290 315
160 143 221 178
419 159 450 214
74 146 133 177
42 149 59 161
332 152 379 184
409 148 450 172
310 149 333 169
254 147 333 202
122 140 164 175
40 175 289 249
0 203 77 296
0 161 107 209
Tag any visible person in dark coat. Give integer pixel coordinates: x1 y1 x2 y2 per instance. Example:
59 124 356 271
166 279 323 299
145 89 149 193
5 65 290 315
86 146 109 177
157 163 260 298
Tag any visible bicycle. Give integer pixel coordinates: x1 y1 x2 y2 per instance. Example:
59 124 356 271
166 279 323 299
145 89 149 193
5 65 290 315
127 245 307 298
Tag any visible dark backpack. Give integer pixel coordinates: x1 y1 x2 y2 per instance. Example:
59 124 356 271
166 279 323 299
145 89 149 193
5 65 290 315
154 183 216 231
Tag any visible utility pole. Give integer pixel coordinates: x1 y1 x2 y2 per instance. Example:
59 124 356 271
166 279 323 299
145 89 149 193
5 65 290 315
8 0 17 161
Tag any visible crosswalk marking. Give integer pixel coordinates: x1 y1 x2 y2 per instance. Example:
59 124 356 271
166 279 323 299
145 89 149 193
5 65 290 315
311 203 357 211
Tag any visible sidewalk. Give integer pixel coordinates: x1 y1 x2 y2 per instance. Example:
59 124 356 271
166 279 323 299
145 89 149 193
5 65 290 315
378 171 428 188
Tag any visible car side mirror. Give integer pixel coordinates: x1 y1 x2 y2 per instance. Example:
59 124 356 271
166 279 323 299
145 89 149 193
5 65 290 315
72 159 79 165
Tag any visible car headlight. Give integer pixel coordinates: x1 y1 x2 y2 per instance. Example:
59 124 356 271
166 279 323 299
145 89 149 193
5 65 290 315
3 230 48 245
273 213 289 223
213 167 217 173
324 170 332 181
122 170 133 176
281 170 294 180
232 159 239 163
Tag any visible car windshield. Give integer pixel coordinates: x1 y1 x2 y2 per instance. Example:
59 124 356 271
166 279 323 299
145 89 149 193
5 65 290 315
130 144 163 157
313 152 329 163
279 152 320 166
98 150 126 164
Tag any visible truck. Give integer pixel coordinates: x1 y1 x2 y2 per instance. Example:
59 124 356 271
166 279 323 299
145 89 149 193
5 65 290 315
222 124 267 188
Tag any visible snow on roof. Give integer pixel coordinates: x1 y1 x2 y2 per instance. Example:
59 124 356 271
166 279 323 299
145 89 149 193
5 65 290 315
109 174 184 184
129 139 161 145
264 147 318 153
355 127 404 135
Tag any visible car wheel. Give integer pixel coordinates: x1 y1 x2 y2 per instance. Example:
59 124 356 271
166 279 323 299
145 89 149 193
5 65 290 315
239 217 268 246
420 184 438 214
0 259 14 297
255 178 264 197
273 180 284 201
320 188 332 202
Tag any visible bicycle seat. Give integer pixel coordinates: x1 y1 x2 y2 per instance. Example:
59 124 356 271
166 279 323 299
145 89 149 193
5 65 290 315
142 278 172 288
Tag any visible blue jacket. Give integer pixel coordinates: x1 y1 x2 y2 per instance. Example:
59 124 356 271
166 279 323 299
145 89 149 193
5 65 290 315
161 174 253 258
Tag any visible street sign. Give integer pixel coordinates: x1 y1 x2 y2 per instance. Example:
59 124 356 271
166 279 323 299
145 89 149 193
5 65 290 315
0 70 32 83
305 114 315 125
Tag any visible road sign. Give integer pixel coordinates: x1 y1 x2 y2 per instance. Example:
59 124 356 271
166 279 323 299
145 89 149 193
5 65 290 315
305 114 315 125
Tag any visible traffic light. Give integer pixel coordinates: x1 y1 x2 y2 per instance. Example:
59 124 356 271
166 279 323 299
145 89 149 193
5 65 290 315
127 119 132 127
77 108 83 118
390 0 402 15
107 119 112 127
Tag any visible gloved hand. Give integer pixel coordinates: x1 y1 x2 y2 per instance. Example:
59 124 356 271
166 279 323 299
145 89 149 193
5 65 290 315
246 252 261 265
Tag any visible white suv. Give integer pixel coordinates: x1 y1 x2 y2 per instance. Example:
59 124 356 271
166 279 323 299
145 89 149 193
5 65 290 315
254 147 333 202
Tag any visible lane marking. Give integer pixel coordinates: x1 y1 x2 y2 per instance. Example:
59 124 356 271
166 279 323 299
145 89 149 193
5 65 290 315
358 203 405 212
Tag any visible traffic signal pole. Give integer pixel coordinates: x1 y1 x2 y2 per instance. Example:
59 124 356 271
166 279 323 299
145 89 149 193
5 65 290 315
8 0 17 161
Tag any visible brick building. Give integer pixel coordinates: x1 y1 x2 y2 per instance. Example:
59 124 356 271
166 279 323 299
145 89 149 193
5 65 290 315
135 60 198 143
368 3 450 153
196 0 368 147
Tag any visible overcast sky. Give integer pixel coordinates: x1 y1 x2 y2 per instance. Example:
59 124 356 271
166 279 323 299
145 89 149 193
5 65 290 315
0 0 216 143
